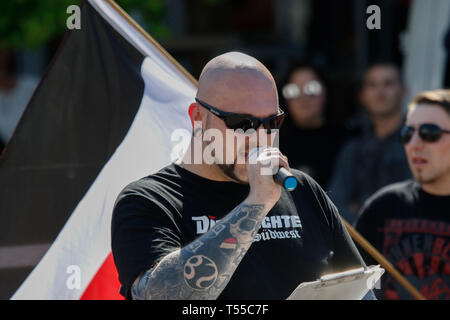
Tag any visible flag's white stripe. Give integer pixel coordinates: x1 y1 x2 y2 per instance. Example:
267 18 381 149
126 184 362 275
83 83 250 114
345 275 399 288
88 0 195 91
12 55 194 299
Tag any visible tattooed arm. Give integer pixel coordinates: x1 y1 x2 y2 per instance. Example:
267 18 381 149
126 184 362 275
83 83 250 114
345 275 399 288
131 147 289 299
130 196 271 300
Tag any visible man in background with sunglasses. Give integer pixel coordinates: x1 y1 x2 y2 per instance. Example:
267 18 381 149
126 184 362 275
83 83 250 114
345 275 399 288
355 89 450 300
111 51 368 300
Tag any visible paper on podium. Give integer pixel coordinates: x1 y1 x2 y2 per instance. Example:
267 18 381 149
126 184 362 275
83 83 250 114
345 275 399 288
287 265 384 300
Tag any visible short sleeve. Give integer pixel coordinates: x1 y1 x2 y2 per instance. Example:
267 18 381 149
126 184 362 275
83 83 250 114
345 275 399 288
300 172 367 271
111 185 182 299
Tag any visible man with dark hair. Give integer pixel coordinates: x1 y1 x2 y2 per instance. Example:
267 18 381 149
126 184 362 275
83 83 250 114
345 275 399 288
328 62 411 224
111 52 369 300
355 89 450 299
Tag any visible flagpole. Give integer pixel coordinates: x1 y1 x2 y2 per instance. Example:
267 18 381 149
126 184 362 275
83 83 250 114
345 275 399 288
104 0 198 87
341 218 426 300
104 0 426 301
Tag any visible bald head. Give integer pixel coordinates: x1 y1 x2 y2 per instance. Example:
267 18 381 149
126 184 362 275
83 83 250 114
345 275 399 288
196 52 278 117
186 52 280 184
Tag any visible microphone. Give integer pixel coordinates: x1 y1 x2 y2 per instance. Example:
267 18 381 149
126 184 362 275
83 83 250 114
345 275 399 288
248 147 298 191
274 167 298 191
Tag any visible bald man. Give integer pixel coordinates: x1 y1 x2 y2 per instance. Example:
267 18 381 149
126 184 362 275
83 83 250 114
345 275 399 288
111 52 368 300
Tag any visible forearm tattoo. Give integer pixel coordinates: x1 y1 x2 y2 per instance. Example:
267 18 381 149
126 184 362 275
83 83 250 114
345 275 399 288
131 202 267 300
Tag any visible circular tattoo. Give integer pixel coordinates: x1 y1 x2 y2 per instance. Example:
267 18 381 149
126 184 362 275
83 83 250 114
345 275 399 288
184 255 218 290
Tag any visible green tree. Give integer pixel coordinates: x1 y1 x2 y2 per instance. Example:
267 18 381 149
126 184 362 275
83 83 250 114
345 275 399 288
0 0 169 50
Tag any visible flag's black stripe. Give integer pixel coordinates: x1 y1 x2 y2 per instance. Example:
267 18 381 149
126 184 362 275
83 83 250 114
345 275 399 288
0 2 145 299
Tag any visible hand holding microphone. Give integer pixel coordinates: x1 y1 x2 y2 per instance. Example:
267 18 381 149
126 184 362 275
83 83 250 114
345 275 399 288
246 147 298 206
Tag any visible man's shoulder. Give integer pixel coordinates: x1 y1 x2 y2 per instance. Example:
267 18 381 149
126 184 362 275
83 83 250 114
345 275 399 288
290 168 335 202
290 168 318 189
355 180 419 232
289 168 335 209
366 179 418 204
358 179 418 220
115 164 180 208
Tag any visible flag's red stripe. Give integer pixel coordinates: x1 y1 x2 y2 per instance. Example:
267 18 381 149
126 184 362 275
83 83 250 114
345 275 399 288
80 252 124 300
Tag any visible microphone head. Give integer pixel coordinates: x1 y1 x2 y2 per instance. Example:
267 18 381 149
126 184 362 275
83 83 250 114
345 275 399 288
283 176 298 191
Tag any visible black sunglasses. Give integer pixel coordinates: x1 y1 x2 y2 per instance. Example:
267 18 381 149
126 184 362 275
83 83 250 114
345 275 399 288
400 123 450 144
195 98 285 133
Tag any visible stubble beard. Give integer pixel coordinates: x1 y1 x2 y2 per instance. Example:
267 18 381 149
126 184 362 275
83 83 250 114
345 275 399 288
216 162 247 184
414 166 450 187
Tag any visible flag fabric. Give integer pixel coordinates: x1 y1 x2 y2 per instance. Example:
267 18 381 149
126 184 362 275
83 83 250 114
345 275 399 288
0 0 196 299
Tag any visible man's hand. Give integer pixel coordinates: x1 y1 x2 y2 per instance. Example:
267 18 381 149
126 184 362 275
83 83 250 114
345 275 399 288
246 147 290 205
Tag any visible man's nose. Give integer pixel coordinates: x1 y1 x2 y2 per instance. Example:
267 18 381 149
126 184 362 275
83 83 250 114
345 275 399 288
256 126 277 146
407 130 424 149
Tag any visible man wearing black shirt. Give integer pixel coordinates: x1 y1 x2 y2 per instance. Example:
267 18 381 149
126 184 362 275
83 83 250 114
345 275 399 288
356 90 450 299
112 52 367 300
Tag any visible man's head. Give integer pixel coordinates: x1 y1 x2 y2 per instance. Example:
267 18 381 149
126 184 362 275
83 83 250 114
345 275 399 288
403 90 450 194
191 51 280 183
360 63 405 118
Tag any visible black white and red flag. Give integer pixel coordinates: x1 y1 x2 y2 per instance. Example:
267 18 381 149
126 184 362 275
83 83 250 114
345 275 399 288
0 0 195 299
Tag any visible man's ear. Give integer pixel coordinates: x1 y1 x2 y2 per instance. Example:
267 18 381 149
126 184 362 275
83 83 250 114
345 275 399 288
189 102 206 132
188 103 196 127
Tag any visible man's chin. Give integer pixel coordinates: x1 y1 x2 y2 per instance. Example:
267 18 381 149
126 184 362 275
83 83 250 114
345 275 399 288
233 163 250 183
413 170 437 185
370 105 399 118
217 163 249 184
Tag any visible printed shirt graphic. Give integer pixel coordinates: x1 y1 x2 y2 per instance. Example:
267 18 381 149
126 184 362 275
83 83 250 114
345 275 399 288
356 180 450 300
380 218 450 299
192 214 303 243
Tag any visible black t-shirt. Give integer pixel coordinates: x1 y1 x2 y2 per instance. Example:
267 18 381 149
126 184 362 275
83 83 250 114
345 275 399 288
355 180 450 300
111 163 366 299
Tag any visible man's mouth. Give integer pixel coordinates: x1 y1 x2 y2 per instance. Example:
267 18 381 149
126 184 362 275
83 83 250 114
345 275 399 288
411 156 428 168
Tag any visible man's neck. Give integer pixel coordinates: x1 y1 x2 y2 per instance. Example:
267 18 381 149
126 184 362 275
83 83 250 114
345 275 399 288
177 140 234 182
371 110 403 140
421 175 450 196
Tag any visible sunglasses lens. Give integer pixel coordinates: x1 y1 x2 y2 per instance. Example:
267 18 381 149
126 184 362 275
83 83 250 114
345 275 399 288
282 84 300 99
419 124 442 142
226 115 256 131
225 111 284 133
265 113 285 131
303 80 322 96
400 126 414 143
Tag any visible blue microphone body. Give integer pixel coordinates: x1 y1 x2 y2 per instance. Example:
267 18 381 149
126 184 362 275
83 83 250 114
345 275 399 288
274 167 298 191
247 147 298 191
